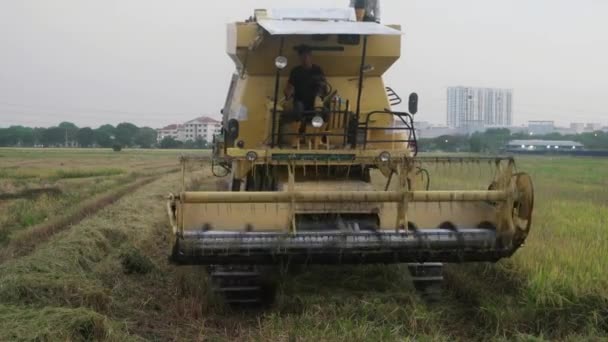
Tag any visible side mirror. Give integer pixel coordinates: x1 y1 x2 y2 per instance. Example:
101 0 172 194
408 93 419 115
226 119 240 141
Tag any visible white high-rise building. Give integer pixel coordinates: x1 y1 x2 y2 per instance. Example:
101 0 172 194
447 86 513 128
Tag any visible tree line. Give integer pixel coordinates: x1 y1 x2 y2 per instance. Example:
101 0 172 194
0 122 210 149
419 128 608 153
2 123 606 152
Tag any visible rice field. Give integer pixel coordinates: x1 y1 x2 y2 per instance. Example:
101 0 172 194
0 149 606 341
0 148 180 250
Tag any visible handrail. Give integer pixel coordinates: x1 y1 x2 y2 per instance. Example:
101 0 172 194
361 110 418 156
272 105 353 147
272 108 419 154
385 87 403 106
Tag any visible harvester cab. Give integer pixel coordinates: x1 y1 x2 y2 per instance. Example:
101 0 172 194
168 6 534 303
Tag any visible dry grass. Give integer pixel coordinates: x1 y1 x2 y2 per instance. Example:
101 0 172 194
0 176 158 263
0 171 195 341
0 148 182 245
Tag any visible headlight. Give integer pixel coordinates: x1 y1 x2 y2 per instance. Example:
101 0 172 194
275 56 288 70
311 116 324 128
246 151 258 162
379 151 391 162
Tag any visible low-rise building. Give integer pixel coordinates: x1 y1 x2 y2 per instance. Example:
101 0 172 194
157 116 222 143
182 117 222 143
586 123 603 132
506 139 583 153
157 124 182 142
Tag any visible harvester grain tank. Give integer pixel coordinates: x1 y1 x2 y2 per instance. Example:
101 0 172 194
167 5 534 303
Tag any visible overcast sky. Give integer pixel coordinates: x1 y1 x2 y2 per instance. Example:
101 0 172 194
1 0 607 129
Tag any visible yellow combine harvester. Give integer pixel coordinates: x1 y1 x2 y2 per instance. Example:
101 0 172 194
167 6 534 303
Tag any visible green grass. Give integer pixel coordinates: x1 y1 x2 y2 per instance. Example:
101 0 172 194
0 150 606 340
0 168 40 180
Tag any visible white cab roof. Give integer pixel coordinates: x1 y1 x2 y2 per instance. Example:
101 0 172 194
256 8 401 36
258 20 401 36
265 8 357 21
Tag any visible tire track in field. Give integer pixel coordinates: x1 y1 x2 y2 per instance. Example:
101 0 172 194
0 170 216 341
0 172 176 264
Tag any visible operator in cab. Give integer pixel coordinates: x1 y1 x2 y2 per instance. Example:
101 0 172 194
281 45 326 144
350 0 381 22
284 45 326 113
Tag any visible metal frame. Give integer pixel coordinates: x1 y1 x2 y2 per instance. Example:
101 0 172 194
361 110 418 155
270 37 285 148
273 105 353 147
355 35 369 129
270 34 370 149
179 190 508 204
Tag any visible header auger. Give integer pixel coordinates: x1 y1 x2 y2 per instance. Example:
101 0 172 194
167 6 533 304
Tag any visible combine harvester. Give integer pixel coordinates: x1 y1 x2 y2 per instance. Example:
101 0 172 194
167 4 534 304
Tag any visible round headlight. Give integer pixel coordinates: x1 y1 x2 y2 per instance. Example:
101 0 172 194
379 151 391 162
311 115 324 128
246 151 258 162
275 56 288 70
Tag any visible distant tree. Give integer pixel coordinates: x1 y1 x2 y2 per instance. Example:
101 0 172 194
469 132 484 153
0 128 10 146
76 127 95 147
115 122 139 147
97 124 116 136
41 127 65 146
58 121 78 130
468 128 512 153
416 138 435 152
93 129 113 147
182 140 196 149
134 127 158 148
3 121 607 152
434 135 470 152
159 137 183 149
194 137 209 149
543 132 563 140
16 126 35 146
33 127 46 146
575 131 608 150
511 132 529 140
0 126 36 146
58 122 79 145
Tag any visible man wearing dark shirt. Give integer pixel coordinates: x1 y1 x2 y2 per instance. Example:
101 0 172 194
284 46 326 112
279 46 326 145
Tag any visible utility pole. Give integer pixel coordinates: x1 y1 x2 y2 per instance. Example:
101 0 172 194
65 128 68 148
